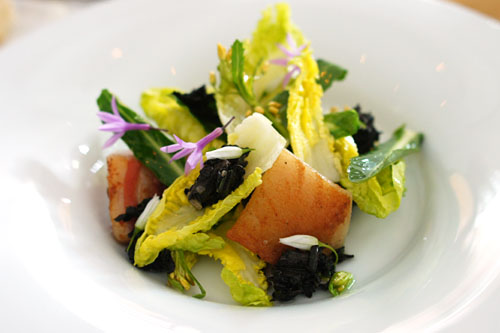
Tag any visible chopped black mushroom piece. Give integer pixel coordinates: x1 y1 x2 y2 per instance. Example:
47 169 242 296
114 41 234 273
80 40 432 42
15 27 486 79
352 104 381 154
185 149 249 209
127 230 175 273
114 197 152 222
172 86 222 134
267 246 354 302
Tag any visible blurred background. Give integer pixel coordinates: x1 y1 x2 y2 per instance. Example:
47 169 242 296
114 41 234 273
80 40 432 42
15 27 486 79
0 0 499 46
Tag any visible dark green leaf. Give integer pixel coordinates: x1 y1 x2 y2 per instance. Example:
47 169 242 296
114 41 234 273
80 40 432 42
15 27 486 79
97 89 184 185
317 59 348 91
324 109 364 138
348 125 424 183
172 86 222 134
263 90 289 142
231 40 256 107
272 90 289 119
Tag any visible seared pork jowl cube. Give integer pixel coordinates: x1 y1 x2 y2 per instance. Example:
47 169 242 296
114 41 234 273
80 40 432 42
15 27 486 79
106 154 164 243
227 149 352 264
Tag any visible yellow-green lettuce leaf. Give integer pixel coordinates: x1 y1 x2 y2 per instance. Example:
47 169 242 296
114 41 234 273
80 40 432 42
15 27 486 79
335 137 406 218
287 47 341 182
141 88 207 142
215 3 304 132
199 212 271 306
169 233 225 253
134 168 263 267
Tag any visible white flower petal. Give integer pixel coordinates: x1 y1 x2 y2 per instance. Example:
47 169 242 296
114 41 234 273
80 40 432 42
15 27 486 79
205 146 243 160
279 235 319 250
135 194 161 230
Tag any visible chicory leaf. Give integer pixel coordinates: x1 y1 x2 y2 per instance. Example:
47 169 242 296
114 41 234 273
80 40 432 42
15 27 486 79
97 89 184 185
231 40 257 107
348 125 424 182
316 59 348 91
324 109 364 139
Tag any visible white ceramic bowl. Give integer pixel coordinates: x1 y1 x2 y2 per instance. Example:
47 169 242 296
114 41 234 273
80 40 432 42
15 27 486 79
1 0 499 331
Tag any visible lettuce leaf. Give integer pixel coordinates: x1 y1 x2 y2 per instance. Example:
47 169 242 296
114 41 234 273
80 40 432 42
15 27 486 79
207 242 272 306
343 162 406 218
141 88 208 143
134 168 263 267
335 137 406 218
167 232 225 297
245 3 304 73
200 212 271 306
287 47 341 182
215 3 302 133
169 233 225 252
245 3 304 103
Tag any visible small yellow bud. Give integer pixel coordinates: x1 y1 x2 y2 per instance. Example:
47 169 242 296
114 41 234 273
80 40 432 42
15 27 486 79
217 43 226 60
261 61 270 73
254 106 264 114
209 71 216 85
226 47 233 61
268 106 279 115
268 101 282 109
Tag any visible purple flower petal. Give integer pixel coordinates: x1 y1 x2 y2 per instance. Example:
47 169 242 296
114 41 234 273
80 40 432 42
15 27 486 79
282 65 301 88
286 33 297 51
97 112 122 123
160 120 228 174
111 96 120 116
102 132 123 149
277 43 295 58
172 134 186 145
161 144 182 153
296 43 307 54
269 58 289 66
123 123 151 131
270 33 307 88
98 94 157 149
197 128 223 150
185 149 203 174
99 123 128 132
100 122 149 132
171 148 195 161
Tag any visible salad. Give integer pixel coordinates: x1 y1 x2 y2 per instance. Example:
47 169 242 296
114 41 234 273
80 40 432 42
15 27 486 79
97 3 423 306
